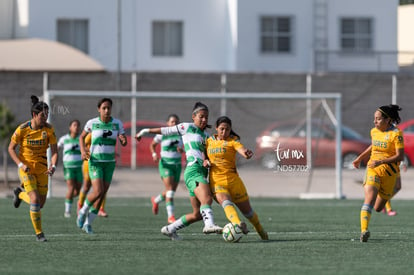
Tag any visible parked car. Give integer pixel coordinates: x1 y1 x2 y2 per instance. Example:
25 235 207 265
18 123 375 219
117 120 165 167
255 120 371 169
396 119 414 166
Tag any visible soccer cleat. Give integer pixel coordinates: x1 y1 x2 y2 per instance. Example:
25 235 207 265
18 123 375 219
258 229 269 241
77 212 86 228
167 215 176 224
360 230 370 242
239 221 249 234
64 212 71 218
13 187 22 208
36 232 47 242
387 210 397 216
151 196 159 215
203 224 223 234
98 209 108 217
82 224 93 234
161 226 182 241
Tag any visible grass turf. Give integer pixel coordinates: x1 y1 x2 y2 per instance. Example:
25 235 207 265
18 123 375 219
1 197 413 275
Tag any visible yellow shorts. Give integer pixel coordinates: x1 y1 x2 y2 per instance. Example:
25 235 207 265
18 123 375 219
210 176 249 204
82 160 90 182
18 169 49 196
364 165 397 200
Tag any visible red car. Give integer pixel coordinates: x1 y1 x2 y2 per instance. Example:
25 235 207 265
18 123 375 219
117 120 166 167
397 119 414 166
254 120 371 169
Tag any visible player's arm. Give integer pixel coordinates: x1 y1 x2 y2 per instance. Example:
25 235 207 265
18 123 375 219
135 127 162 141
118 133 127 147
150 138 159 162
79 130 90 160
46 143 58 176
353 145 371 169
237 147 254 159
8 140 29 172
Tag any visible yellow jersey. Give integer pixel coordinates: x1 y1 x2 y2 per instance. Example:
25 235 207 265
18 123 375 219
370 126 404 161
11 121 57 173
206 134 244 184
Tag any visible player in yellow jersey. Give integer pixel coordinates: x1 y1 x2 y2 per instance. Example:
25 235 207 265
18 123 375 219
352 104 404 242
77 132 109 217
206 116 268 240
8 95 58 242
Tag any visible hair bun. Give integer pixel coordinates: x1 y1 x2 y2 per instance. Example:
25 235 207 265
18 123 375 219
31 95 39 105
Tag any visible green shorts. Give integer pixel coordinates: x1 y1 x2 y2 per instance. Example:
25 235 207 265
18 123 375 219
184 164 208 197
63 166 83 182
159 159 182 183
88 161 116 183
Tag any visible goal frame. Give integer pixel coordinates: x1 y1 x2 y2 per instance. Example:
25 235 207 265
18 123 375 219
43 73 343 199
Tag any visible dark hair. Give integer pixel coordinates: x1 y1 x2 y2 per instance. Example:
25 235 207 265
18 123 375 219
378 104 402 125
69 119 80 126
97 98 113 108
31 95 49 117
192 102 209 114
167 114 180 123
215 116 240 140
192 102 211 128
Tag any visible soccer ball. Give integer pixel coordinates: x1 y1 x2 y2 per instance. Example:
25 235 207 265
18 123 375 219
222 223 243 243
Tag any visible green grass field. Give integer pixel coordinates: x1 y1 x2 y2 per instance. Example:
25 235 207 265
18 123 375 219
1 197 413 275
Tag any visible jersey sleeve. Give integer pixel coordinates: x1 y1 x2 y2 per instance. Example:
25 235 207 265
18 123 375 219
48 127 57 145
231 136 244 151
10 126 21 144
84 119 93 133
57 135 65 148
394 129 404 150
161 123 188 136
153 134 162 144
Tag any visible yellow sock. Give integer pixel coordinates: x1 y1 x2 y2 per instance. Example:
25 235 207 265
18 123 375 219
222 200 241 225
247 212 263 233
385 201 392 212
100 196 107 211
360 204 372 232
19 191 31 204
78 191 86 207
30 204 42 235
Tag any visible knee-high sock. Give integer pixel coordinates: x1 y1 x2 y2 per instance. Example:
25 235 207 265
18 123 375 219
30 203 42 235
65 199 73 213
85 207 98 226
166 190 175 217
244 210 263 233
360 203 373 232
222 200 241 225
19 191 30 204
385 201 392 212
78 190 86 207
167 215 190 233
100 196 107 211
200 205 215 227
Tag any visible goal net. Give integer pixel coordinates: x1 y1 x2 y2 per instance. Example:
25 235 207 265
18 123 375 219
44 81 344 199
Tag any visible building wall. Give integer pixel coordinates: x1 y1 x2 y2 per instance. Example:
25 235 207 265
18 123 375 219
26 0 398 73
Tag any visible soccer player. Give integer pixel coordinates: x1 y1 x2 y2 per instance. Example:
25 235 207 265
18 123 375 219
8 95 58 242
352 104 404 242
136 102 222 240
77 132 109 217
150 114 184 224
76 98 127 234
58 119 82 218
207 116 268 240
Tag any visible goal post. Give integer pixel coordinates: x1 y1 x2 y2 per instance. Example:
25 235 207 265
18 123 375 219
43 78 343 199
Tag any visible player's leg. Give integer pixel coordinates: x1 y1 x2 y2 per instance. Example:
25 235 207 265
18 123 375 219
360 184 378 242
163 170 180 223
78 161 90 212
385 176 401 216
161 196 202 240
236 199 268 240
98 194 108 217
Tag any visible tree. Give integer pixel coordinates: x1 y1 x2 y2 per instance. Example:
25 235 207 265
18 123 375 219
0 102 16 187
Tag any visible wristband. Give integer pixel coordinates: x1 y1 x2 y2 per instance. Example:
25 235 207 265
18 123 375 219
152 152 157 157
52 165 56 170
18 162 23 168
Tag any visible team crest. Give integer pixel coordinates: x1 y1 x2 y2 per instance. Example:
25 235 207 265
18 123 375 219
42 131 47 139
